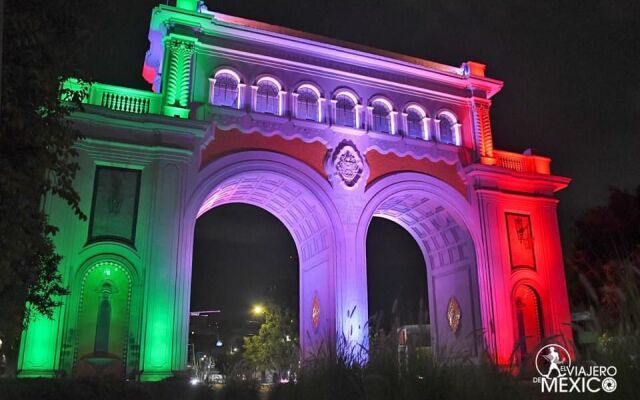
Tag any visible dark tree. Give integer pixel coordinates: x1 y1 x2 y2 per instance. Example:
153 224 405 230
0 0 96 354
571 186 640 331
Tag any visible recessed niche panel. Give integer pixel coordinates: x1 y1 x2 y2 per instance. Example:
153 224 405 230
505 213 536 270
88 166 141 245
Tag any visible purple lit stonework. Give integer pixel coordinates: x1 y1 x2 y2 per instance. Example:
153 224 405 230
17 2 574 380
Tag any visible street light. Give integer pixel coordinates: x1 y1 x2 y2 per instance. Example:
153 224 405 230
252 304 264 316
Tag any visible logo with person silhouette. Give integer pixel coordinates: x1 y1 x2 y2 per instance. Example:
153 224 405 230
535 344 571 378
532 343 618 393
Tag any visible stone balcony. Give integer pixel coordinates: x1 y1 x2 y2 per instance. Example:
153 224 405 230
63 79 162 115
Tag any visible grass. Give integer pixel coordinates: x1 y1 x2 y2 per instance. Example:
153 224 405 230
267 332 537 400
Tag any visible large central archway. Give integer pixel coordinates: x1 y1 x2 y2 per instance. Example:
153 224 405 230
173 151 341 368
357 173 485 361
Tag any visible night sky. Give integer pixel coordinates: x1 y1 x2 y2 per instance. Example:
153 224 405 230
79 1 640 326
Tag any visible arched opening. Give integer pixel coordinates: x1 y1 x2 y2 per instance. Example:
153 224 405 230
358 174 483 363
513 285 543 357
366 217 430 366
212 72 240 108
371 99 392 134
335 92 357 128
405 105 427 140
255 77 281 115
436 112 459 145
295 84 321 122
190 203 299 380
177 153 339 373
73 260 133 378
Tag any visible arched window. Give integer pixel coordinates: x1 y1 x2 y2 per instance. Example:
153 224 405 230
438 112 459 145
296 85 320 121
406 106 427 139
255 78 281 115
212 71 240 108
335 92 357 128
514 285 543 356
371 100 392 134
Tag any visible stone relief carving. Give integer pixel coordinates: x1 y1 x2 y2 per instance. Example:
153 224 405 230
447 297 462 334
311 291 320 330
326 140 367 189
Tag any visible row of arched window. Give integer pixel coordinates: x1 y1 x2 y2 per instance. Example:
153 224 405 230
209 69 462 145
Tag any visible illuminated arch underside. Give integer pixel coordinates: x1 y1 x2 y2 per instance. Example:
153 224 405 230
196 170 334 351
374 192 474 270
371 191 480 358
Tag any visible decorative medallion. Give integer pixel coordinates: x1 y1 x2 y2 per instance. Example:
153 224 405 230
326 140 367 189
311 292 320 330
447 297 461 333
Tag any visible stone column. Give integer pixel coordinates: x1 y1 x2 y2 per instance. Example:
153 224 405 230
470 181 573 364
325 141 370 359
140 159 189 381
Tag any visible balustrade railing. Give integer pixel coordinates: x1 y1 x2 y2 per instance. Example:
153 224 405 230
493 150 550 175
62 79 162 115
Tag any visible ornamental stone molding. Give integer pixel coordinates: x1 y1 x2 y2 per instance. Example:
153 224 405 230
326 140 368 190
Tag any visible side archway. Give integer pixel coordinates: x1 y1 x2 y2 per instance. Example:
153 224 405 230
512 284 544 358
172 151 343 369
64 255 140 378
356 173 485 360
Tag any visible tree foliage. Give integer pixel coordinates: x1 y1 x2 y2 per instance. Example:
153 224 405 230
243 305 298 376
0 0 93 348
570 185 640 331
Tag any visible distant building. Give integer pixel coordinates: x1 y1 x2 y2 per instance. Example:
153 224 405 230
189 310 222 358
397 324 431 371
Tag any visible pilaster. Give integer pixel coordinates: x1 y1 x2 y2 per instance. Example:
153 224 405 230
162 35 196 119
471 98 495 164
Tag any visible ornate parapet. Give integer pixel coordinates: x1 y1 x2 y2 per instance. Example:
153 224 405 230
62 79 162 115
490 149 552 175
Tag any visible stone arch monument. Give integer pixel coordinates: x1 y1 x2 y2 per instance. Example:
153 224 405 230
17 2 573 380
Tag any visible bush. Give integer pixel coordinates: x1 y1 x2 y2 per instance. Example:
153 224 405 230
266 335 536 400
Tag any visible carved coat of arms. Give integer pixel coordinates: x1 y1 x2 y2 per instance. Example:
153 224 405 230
326 140 366 189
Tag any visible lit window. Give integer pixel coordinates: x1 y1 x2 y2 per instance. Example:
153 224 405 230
438 113 457 144
256 79 280 114
372 100 392 134
406 107 425 139
212 73 239 108
335 93 356 128
296 86 320 121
